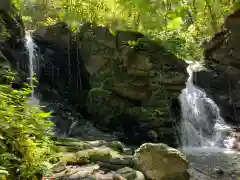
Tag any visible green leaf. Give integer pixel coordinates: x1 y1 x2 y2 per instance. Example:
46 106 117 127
0 169 8 175
0 153 20 161
0 166 6 170
0 169 7 178
167 17 184 30
36 112 51 118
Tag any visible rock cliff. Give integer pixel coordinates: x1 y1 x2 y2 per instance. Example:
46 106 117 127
32 22 188 146
193 10 240 126
0 0 25 84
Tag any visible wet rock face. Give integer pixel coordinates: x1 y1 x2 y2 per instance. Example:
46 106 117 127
195 10 240 125
33 22 71 50
31 22 90 108
32 22 187 146
0 0 26 86
79 24 187 146
0 0 25 46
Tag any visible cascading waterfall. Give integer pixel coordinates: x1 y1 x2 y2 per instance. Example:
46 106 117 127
179 62 235 151
24 32 39 104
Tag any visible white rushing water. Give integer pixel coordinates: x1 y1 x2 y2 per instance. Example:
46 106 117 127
179 62 235 152
24 32 39 104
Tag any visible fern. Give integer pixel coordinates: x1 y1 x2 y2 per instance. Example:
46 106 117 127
0 73 55 179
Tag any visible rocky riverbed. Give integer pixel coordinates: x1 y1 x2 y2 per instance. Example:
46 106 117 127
42 138 189 180
186 147 240 180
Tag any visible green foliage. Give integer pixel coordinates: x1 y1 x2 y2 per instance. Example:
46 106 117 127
14 0 236 60
0 73 54 179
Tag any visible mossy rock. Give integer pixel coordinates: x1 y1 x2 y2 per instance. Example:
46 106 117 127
33 22 72 50
86 88 133 129
54 147 121 165
52 138 92 152
102 77 152 101
126 107 168 129
108 141 124 153
124 107 178 145
0 0 25 43
116 167 146 180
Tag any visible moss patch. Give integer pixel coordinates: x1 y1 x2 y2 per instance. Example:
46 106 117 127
54 147 121 165
108 141 124 153
126 107 167 128
87 88 133 129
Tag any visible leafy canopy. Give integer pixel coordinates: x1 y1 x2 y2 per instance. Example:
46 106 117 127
14 0 236 59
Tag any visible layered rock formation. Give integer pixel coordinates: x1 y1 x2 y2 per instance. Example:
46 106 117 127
0 0 25 84
32 22 188 146
192 10 240 127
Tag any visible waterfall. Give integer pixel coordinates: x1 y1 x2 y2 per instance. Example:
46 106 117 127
24 32 39 104
179 62 235 150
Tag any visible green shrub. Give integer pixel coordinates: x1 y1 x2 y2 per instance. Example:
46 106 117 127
0 73 54 180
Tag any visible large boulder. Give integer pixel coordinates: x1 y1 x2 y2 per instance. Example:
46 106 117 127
33 22 73 51
194 9 240 125
80 24 187 146
32 22 187 146
133 143 189 180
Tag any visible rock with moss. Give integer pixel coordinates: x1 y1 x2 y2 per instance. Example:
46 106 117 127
32 22 187 145
0 0 25 51
133 143 189 180
86 87 180 146
108 141 124 153
55 148 113 165
0 0 26 87
78 24 187 102
116 167 145 180
0 0 25 45
47 137 137 180
31 21 90 108
86 88 134 130
51 138 131 165
126 107 178 146
52 137 93 152
80 24 187 145
33 22 73 51
49 163 129 180
194 9 240 125
77 23 117 76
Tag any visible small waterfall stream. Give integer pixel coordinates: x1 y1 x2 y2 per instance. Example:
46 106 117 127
24 32 39 104
23 32 116 141
179 62 234 150
179 62 240 179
